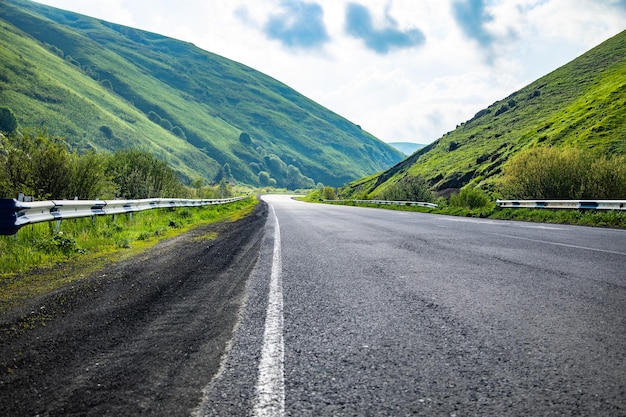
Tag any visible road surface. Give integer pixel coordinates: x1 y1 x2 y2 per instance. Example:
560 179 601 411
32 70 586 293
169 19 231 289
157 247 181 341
198 195 626 416
1 195 624 416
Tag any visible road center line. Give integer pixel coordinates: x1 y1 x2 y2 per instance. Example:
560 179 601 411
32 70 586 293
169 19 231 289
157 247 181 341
253 205 285 417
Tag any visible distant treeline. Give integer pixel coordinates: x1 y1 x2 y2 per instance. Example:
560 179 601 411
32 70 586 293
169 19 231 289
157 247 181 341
0 130 231 200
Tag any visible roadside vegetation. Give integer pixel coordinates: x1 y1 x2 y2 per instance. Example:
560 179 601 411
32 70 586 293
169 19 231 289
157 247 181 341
303 146 626 229
0 128 259 310
0 129 237 201
0 197 257 311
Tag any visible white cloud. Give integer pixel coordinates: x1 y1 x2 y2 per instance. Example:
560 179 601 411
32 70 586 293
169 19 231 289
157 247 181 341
32 0 626 144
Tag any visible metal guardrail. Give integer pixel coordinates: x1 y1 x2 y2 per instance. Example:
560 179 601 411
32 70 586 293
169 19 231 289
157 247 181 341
326 199 438 208
0 196 248 235
496 200 626 210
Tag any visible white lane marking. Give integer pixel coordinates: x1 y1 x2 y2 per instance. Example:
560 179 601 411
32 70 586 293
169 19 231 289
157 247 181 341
253 205 285 417
486 232 626 256
521 225 565 230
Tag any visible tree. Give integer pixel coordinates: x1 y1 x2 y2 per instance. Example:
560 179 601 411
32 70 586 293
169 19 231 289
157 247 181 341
68 151 116 199
258 171 271 186
223 163 232 179
0 130 76 199
0 107 18 134
107 149 183 199
213 164 225 184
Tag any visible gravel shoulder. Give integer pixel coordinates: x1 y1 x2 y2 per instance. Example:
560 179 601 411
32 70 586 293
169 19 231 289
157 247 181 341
0 200 268 416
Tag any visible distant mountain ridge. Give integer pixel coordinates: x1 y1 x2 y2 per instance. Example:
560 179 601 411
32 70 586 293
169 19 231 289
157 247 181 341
346 30 626 197
388 142 425 155
0 0 404 188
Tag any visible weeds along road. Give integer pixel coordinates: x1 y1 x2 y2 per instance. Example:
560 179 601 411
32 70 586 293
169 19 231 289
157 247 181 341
2 195 625 416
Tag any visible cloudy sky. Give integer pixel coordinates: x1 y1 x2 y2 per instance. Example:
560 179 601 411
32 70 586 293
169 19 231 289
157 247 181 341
34 0 626 145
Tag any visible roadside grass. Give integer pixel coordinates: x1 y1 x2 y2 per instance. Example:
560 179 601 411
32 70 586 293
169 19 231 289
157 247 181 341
298 195 626 229
0 196 257 312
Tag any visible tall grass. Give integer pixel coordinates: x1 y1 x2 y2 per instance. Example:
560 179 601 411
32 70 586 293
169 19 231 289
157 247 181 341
498 147 626 199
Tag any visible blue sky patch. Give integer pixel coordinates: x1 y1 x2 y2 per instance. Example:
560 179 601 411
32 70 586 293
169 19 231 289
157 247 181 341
263 1 330 49
345 3 425 54
452 0 494 47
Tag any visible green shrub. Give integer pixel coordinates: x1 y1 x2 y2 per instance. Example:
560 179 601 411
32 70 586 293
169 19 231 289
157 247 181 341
449 187 490 209
99 125 113 138
585 155 626 199
499 147 626 199
499 147 588 199
0 107 18 134
322 186 336 200
35 232 84 257
107 149 184 199
239 132 252 144
377 176 435 203
258 171 271 186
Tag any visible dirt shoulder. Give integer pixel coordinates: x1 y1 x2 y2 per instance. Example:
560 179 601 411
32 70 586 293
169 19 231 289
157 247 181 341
0 200 268 416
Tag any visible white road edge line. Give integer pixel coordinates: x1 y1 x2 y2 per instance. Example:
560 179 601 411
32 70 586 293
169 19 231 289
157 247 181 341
253 205 285 417
486 232 626 256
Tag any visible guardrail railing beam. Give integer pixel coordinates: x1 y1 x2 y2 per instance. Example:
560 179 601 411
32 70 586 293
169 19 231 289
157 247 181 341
325 199 438 209
0 196 248 235
496 200 626 210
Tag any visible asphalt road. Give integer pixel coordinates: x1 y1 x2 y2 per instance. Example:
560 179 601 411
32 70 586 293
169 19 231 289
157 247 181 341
197 195 626 417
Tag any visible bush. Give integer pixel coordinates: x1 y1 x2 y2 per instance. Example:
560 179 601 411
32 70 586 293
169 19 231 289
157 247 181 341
322 186 336 200
377 176 435 203
585 155 626 199
68 151 117 199
99 125 113 138
257 171 271 186
449 187 490 209
106 149 184 199
0 130 73 199
0 107 18 134
498 147 588 199
239 132 252 144
0 130 120 199
499 147 626 199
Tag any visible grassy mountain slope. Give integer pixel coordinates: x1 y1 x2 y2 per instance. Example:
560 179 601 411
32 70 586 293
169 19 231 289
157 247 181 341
0 0 403 187
346 30 626 197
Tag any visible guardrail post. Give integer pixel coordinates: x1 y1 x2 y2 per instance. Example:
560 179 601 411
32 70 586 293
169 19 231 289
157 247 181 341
0 199 19 236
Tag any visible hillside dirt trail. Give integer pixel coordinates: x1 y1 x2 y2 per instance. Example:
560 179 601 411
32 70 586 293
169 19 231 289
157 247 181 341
0 201 268 416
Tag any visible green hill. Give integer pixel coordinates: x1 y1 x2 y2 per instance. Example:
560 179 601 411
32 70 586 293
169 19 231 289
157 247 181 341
0 0 403 188
345 30 626 197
